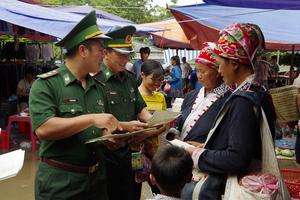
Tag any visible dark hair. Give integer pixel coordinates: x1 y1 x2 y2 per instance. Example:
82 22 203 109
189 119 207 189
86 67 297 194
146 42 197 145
65 39 100 58
25 66 36 75
151 145 193 193
171 55 180 66
141 60 163 77
182 57 187 62
271 55 277 60
220 55 253 70
140 47 150 55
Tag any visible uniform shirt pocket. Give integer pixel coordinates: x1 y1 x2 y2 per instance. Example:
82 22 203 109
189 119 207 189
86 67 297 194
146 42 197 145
107 94 121 105
59 104 83 117
129 92 136 103
94 105 105 113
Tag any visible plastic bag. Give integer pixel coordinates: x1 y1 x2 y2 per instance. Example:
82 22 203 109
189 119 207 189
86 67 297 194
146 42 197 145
164 82 171 93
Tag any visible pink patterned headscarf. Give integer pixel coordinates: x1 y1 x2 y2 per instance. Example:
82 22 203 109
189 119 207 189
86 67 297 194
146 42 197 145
214 23 265 67
195 42 218 70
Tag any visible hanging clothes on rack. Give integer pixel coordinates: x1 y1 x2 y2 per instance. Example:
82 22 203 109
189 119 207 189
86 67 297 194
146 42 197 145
25 43 40 62
40 43 54 62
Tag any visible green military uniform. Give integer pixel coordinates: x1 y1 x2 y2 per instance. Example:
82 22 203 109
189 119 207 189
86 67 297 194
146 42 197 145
94 63 146 200
97 63 146 122
93 25 147 200
29 11 110 200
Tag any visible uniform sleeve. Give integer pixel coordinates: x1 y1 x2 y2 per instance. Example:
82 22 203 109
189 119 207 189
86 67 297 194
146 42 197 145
197 98 259 174
29 79 57 132
135 81 147 114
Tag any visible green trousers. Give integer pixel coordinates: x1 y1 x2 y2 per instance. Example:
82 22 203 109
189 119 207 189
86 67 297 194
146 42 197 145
35 162 108 200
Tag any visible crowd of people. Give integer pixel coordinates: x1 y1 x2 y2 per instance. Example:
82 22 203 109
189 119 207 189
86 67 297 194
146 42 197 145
24 10 299 200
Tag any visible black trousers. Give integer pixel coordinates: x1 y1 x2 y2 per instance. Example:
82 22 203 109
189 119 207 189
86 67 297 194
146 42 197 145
104 147 142 200
296 131 300 164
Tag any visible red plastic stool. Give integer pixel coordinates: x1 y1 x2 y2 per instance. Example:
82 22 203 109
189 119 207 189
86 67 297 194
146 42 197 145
18 121 26 134
0 129 8 150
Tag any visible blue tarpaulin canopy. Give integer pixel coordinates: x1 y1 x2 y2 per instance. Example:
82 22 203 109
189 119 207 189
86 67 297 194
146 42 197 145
170 4 300 50
52 5 133 23
0 0 80 40
51 5 161 34
0 0 161 41
203 0 300 10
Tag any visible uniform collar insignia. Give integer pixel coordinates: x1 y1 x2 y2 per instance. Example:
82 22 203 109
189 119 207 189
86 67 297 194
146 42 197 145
97 99 104 106
63 74 71 85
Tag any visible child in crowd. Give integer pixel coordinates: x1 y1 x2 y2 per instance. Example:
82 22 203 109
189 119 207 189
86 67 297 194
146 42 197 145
148 145 193 200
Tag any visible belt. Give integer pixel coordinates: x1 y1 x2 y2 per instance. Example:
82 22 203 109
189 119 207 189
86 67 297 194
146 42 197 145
41 157 98 174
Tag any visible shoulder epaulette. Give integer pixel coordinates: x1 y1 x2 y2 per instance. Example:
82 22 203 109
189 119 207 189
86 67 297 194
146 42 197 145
37 69 59 79
125 69 135 75
92 76 105 86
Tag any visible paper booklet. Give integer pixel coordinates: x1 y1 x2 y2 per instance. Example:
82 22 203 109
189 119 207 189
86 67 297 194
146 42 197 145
0 149 25 181
85 110 180 144
147 110 180 127
85 127 158 144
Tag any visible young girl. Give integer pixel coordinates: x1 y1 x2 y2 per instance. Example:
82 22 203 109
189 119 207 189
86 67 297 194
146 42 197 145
139 60 167 112
137 59 167 195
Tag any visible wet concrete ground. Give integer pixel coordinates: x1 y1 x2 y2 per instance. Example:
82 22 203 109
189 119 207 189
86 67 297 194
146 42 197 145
0 150 38 200
0 149 154 200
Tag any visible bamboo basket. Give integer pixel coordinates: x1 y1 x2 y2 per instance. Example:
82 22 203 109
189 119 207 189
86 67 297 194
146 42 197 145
269 85 299 122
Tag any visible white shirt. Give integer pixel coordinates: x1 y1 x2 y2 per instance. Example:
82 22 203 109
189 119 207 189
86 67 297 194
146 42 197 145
181 83 228 140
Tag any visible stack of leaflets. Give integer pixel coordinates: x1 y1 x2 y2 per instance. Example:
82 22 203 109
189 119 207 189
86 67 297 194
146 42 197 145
85 110 180 144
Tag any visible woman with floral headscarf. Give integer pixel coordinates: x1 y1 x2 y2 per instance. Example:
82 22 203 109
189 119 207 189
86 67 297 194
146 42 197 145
186 23 276 200
171 42 231 145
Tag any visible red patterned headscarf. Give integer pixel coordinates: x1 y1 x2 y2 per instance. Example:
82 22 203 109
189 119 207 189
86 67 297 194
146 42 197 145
214 23 265 68
195 42 218 70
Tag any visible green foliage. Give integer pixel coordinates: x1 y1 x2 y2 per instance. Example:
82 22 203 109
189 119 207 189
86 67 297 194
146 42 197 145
170 0 178 5
54 45 62 60
40 0 171 23
279 52 300 68
266 51 300 69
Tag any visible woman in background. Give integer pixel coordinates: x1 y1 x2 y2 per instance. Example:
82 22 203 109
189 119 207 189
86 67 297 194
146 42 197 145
169 56 183 100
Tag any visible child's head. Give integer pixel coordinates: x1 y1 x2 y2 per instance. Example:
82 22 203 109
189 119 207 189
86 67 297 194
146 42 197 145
140 60 164 92
150 145 193 196
140 47 151 61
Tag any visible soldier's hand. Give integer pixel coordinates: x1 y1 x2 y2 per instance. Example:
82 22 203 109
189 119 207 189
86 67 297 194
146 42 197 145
93 113 121 133
131 124 167 143
120 120 148 132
